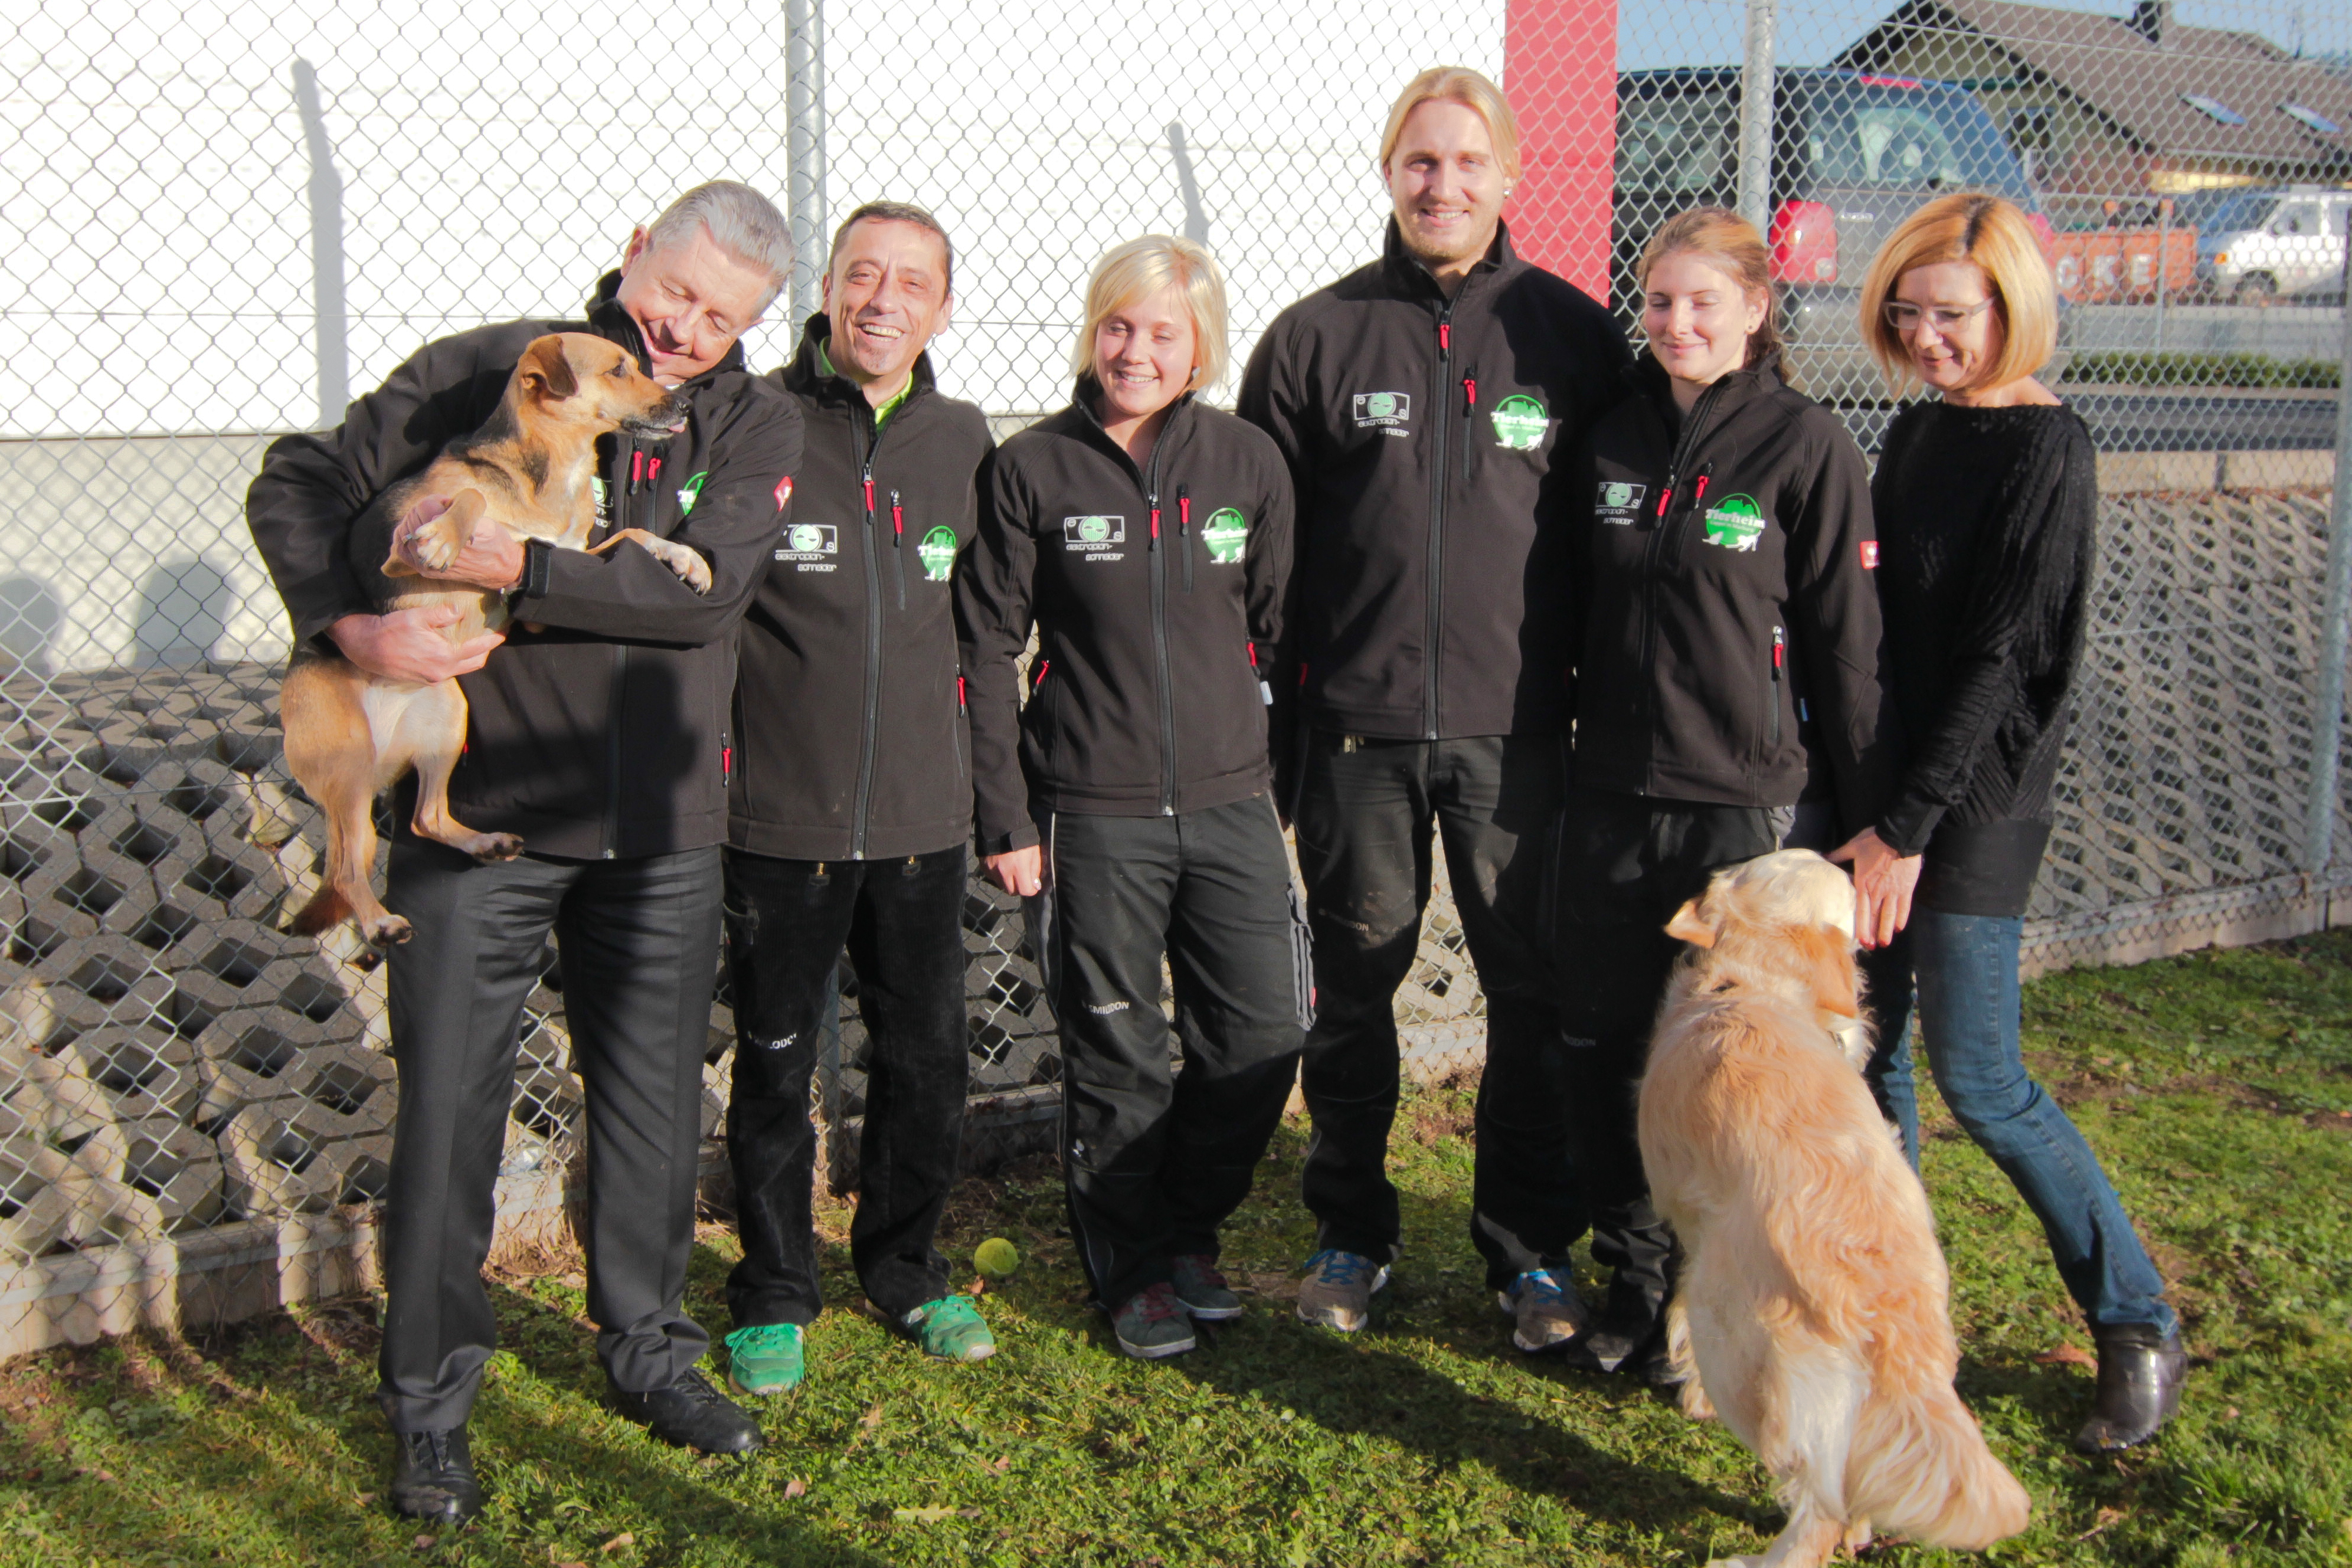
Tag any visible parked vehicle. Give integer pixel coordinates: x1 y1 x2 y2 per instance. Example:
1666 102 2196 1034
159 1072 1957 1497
1614 68 2055 396
2191 186 2350 303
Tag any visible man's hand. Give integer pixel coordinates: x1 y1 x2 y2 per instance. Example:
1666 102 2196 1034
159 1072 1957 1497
985 846 1045 897
328 607 505 685
1827 826 1923 951
393 495 527 591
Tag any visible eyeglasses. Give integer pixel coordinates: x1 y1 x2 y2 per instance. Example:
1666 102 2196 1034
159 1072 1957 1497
1882 299 1997 333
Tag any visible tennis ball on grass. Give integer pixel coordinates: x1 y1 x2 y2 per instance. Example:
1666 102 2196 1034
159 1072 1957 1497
974 1238 1020 1277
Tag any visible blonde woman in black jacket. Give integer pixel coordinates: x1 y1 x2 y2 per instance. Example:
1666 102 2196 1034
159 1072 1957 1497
956 236 1306 1362
1554 207 1909 1378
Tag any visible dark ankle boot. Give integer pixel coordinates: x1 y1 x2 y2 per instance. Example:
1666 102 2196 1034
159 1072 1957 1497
1563 1270 1668 1376
389 1426 483 1523
2074 1322 2185 1454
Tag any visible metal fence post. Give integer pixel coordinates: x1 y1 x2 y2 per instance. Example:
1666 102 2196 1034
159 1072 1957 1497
2304 208 2352 879
785 0 827 322
1736 0 1778 233
291 60 348 430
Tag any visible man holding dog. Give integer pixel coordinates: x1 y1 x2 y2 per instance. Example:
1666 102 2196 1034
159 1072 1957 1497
1237 68 1630 1348
247 182 803 1523
717 202 997 1396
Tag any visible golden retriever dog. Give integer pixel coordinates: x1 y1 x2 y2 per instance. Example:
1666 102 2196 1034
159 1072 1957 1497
1640 849 2031 1567
281 332 709 945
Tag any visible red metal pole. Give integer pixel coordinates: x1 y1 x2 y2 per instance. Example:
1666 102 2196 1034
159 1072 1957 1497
1503 0 1620 299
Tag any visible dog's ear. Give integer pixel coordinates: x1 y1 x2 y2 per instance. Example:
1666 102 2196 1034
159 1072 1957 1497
518 336 579 401
1800 926 1860 1018
1664 896 1716 949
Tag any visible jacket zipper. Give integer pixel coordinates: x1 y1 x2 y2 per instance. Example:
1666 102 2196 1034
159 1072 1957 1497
850 404 888 859
1769 624 1785 751
891 489 907 610
600 435 643 857
1177 487 1194 592
1424 306 1458 739
1144 438 1176 814
1462 371 1478 474
1633 382 1731 785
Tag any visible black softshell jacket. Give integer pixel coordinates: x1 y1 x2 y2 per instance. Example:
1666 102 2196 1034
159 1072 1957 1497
1569 356 1899 829
956 388 1294 853
1236 221 1631 743
246 272 802 859
731 317 994 861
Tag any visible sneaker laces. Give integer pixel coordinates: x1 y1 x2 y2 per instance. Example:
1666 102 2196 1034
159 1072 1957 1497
910 1295 986 1333
725 1323 801 1354
1174 1254 1228 1290
1304 1248 1378 1287
1129 1281 1187 1323
1516 1268 1569 1307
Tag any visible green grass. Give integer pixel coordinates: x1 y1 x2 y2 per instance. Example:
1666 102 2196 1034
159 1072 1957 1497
2056 351 2340 389
4 933 2352 1566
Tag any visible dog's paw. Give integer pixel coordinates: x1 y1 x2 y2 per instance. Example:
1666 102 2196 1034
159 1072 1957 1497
364 915 415 947
473 833 525 863
409 527 462 573
652 542 713 594
1680 1381 1719 1423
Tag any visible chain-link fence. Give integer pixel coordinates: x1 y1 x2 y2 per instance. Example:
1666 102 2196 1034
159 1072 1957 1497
2 0 2347 1358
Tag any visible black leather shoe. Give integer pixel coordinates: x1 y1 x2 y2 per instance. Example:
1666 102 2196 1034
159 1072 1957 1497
607 1368 766 1455
389 1426 483 1523
2074 1323 2186 1454
1562 1272 1669 1376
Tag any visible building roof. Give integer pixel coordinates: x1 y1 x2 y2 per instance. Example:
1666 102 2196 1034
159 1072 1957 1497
1841 0 2352 166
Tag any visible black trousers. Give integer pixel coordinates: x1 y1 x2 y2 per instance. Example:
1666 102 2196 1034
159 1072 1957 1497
1551 787 1788 1294
1290 731 1574 1289
721 845 969 1325
376 841 723 1433
1032 796 1309 1310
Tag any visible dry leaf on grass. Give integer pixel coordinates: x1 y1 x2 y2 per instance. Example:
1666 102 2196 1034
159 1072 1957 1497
783 1477 809 1499
601 1533 635 1553
892 1505 983 1523
2034 1343 2098 1369
411 1536 436 1551
2074 1507 2127 1541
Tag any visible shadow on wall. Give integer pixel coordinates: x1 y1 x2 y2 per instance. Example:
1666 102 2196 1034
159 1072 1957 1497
0 577 63 682
136 558 231 669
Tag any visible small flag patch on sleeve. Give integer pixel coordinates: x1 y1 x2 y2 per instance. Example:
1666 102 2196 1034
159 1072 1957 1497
1860 539 1879 569
774 476 794 511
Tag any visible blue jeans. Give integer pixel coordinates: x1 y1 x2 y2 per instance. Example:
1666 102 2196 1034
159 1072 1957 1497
1864 911 2177 1336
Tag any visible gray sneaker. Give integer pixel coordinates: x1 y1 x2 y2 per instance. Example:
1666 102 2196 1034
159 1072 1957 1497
1296 1248 1390 1333
1112 1281 1196 1360
1497 1267 1589 1353
1170 1254 1244 1321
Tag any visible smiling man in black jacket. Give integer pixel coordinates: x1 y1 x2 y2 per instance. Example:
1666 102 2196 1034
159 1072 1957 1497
246 182 802 1522
1238 69 1631 1348
720 202 997 1396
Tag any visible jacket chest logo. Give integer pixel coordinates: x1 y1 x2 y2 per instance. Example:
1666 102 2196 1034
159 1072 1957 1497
919 525 959 582
1701 494 1767 553
1202 508 1248 564
1352 392 1412 433
1595 480 1646 524
777 523 839 560
1061 515 1127 555
1490 394 1549 451
676 470 708 516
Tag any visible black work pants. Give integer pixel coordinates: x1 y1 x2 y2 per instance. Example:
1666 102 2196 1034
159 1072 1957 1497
1551 787 1788 1294
376 841 722 1433
1032 796 1308 1311
721 845 969 1326
1290 731 1573 1289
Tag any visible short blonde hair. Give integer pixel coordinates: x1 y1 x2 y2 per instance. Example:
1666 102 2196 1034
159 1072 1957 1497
1860 192 2057 391
1379 67 1523 184
1068 235 1232 391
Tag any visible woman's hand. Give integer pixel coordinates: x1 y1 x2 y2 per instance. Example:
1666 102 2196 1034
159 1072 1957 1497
1827 827 1922 950
986 846 1045 897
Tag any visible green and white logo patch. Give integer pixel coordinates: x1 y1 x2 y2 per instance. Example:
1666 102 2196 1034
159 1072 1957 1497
919 525 959 582
1202 508 1248 564
676 470 709 516
1351 392 1412 430
1061 515 1126 550
1490 394 1550 451
1701 493 1767 552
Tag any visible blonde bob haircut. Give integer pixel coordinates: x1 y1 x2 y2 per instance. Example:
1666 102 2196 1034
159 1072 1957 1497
1860 192 2057 391
1069 235 1232 392
1379 67 1523 184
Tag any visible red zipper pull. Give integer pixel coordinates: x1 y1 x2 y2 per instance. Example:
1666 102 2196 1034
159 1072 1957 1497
1298 662 1310 687
1035 659 1051 688
1180 495 1192 535
1150 508 1161 543
1464 377 1477 413
1656 486 1674 518
1438 322 1451 353
629 449 646 493
957 675 967 707
892 493 904 544
1693 474 1710 505
863 477 875 513
722 744 732 778
648 457 663 486
1772 627 1786 672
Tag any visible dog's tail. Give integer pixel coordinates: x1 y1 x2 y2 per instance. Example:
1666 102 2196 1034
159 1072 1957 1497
1847 1381 2032 1550
285 883 352 938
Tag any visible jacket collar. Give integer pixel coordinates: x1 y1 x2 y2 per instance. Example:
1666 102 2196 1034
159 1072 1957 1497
585 270 748 385
1632 348 1785 428
1379 218 1519 299
781 312 939 410
1067 374 1197 474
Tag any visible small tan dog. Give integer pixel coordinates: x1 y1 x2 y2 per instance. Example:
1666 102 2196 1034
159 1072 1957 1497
1640 849 2031 1567
281 332 709 945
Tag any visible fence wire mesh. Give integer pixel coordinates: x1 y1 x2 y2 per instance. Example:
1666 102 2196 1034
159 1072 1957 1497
1 0 2346 1356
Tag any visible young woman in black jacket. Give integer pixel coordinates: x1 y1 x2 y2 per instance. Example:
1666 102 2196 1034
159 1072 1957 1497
956 236 1306 1361
1851 192 2183 1453
1555 207 1908 1377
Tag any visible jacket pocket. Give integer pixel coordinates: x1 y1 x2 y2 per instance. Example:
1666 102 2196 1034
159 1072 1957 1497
1763 624 1785 758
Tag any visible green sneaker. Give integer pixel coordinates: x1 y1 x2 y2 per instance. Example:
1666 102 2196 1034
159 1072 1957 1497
1111 1281 1196 1360
902 1295 996 1362
1170 1253 1244 1321
722 1322 805 1396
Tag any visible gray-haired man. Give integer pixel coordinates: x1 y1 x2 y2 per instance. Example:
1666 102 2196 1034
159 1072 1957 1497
247 182 806 1521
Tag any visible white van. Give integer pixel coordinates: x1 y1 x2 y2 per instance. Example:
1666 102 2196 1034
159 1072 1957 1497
2194 186 2351 303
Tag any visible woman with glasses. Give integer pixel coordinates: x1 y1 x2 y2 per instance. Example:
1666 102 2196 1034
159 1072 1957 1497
957 236 1307 1361
1852 191 2184 1452
1551 207 1905 1379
